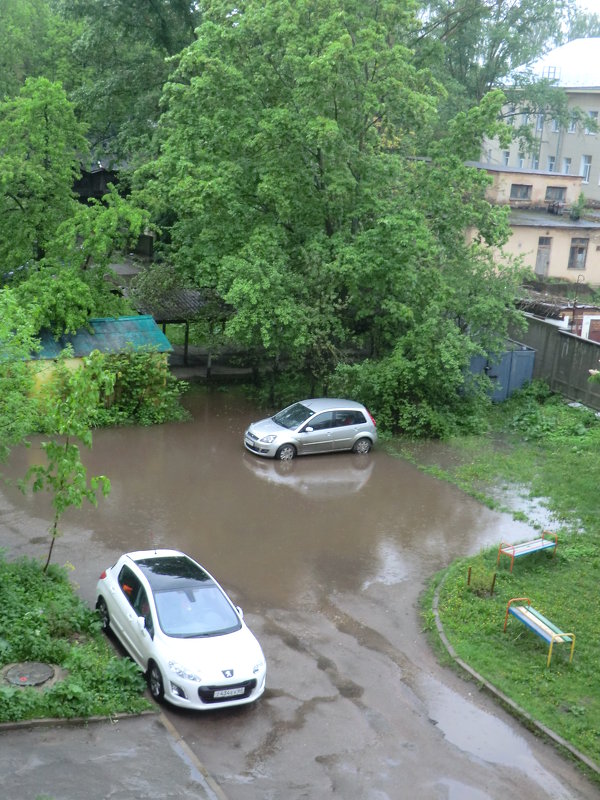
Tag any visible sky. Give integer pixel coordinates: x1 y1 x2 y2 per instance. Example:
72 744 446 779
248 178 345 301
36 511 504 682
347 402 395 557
576 0 600 11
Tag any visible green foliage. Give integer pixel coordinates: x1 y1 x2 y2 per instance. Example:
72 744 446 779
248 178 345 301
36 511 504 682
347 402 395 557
0 288 39 461
132 0 525 436
0 555 149 722
95 349 189 427
569 192 586 222
0 77 87 270
21 350 113 571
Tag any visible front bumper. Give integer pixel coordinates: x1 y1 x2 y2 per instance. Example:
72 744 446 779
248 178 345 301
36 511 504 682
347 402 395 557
244 432 278 458
164 668 267 711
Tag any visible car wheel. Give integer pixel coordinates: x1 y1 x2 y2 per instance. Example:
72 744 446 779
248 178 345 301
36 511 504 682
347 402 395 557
96 597 111 632
353 438 372 455
147 661 165 702
276 443 296 461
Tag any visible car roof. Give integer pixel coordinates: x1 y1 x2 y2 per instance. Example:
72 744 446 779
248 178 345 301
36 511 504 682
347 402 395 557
124 550 213 592
299 398 366 413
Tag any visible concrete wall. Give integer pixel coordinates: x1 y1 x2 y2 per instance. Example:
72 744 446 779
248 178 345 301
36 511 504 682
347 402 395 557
505 223 600 284
511 314 600 409
485 169 582 207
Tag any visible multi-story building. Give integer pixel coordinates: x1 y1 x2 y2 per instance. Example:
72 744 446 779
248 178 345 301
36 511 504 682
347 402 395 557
483 38 600 204
467 163 600 286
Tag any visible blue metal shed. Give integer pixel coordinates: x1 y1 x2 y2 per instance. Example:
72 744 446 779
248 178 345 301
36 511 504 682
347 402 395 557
33 316 172 360
470 339 536 401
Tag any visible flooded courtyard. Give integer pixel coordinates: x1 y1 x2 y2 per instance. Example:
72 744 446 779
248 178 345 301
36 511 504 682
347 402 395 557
0 388 597 800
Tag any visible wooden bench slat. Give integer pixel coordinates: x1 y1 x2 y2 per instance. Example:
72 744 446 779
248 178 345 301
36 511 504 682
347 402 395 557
497 531 558 572
504 597 575 667
510 606 572 643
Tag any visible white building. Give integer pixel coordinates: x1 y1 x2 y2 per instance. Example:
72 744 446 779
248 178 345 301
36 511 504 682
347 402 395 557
483 38 600 204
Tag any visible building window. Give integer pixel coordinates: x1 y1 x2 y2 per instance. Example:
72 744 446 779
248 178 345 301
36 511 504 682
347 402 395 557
510 184 532 200
518 152 525 168
568 238 589 270
503 150 510 166
585 111 598 134
521 112 529 126
532 156 540 170
507 105 516 126
536 114 544 132
568 116 577 133
547 156 556 172
552 118 560 133
563 157 572 174
581 155 592 183
545 186 566 202
543 66 559 81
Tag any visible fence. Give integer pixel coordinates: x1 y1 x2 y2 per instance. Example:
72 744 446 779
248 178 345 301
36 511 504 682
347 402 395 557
510 314 600 411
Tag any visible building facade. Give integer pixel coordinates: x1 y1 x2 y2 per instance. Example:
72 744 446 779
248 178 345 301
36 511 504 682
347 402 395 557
467 163 600 286
483 38 600 205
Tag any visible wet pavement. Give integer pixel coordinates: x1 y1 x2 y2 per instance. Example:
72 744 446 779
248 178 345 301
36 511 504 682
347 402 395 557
1 387 599 799
0 714 226 800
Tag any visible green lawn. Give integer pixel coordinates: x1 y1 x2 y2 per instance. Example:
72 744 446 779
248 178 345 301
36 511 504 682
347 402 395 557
0 555 151 722
391 383 600 772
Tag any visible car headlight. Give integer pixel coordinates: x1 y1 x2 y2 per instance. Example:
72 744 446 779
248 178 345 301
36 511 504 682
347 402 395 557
260 435 277 444
168 661 201 682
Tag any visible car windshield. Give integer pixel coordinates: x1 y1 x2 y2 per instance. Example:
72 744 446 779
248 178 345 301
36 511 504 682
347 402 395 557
272 402 314 429
153 585 242 638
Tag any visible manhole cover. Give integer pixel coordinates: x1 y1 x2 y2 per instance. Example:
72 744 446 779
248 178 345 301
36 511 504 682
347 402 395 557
5 662 55 686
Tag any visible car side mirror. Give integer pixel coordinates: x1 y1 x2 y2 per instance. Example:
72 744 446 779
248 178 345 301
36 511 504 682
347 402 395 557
137 615 146 631
304 426 313 433
236 606 244 619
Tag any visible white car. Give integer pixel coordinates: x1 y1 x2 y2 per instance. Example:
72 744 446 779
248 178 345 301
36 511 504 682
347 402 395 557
244 398 377 460
95 549 266 710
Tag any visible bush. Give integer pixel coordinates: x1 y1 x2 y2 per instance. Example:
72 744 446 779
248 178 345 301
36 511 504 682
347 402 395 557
0 554 149 721
96 349 189 427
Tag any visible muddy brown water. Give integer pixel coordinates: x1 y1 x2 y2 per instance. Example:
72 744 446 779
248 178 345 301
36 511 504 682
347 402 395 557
1 389 597 800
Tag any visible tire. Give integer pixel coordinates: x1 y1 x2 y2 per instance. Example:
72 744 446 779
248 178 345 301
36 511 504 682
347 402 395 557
353 438 372 455
276 443 296 461
96 597 111 632
147 661 165 702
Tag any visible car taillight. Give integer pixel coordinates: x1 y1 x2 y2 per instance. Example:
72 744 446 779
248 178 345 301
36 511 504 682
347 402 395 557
368 411 376 426
99 570 107 580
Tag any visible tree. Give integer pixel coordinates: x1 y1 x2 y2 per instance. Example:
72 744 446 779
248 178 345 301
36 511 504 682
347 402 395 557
412 0 571 117
0 289 39 461
0 77 87 268
59 0 202 162
134 0 524 428
20 350 113 572
0 79 149 337
0 0 79 100
135 0 442 384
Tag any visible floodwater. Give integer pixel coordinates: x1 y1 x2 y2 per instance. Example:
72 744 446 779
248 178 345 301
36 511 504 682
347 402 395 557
0 389 597 800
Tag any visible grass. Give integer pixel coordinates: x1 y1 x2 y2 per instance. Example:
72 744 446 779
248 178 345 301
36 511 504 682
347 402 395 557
0 554 151 722
392 382 600 770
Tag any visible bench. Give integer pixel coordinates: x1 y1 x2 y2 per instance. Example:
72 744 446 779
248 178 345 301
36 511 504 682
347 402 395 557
503 597 575 667
496 530 557 572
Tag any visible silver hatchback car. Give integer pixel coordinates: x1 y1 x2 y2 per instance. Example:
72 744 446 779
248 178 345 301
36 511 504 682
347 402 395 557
244 398 377 460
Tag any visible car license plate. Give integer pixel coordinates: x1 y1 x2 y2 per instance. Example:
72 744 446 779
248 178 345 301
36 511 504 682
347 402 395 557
214 687 245 699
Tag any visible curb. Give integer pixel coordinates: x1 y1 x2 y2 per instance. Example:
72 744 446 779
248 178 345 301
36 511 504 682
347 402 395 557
0 709 157 733
158 713 230 800
432 570 600 779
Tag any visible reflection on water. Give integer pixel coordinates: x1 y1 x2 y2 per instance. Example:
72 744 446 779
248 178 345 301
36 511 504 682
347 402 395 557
242 452 374 499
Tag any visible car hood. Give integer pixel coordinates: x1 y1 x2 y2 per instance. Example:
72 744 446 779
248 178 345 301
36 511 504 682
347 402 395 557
156 624 264 681
247 416 286 436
